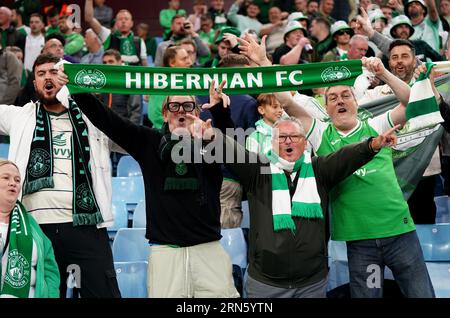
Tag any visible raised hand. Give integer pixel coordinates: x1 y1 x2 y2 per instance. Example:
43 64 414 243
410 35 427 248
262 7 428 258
370 124 400 150
54 63 69 89
186 113 215 140
362 56 386 78
202 80 231 110
355 7 374 37
238 34 271 66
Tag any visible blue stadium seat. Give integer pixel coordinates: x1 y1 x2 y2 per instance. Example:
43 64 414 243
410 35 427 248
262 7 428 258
112 228 149 262
327 240 394 292
114 261 148 298
220 228 248 271
220 228 248 297
416 224 450 261
117 155 142 177
132 200 146 228
434 196 450 223
109 200 128 232
425 262 450 298
241 200 250 229
0 143 9 159
111 176 145 210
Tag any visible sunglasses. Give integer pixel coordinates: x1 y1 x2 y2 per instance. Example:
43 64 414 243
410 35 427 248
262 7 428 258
336 30 351 36
166 101 197 113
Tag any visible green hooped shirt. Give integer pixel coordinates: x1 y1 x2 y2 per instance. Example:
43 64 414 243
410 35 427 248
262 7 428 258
307 113 415 241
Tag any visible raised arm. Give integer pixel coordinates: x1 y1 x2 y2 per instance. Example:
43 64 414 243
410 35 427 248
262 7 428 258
363 56 410 125
425 0 439 23
85 0 103 34
316 125 399 191
279 38 310 65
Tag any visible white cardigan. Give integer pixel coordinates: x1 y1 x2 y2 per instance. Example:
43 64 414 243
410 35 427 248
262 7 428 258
0 101 115 228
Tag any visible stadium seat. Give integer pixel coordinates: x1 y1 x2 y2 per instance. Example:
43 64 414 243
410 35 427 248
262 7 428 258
0 143 9 159
416 224 450 261
327 240 394 292
112 228 149 262
425 262 450 298
241 200 250 229
117 155 142 177
220 228 248 298
434 196 450 223
109 200 128 232
114 261 148 298
132 200 146 228
111 176 145 209
220 228 248 271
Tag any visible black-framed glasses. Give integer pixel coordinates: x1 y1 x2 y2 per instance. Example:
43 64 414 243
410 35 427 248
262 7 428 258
166 101 196 113
278 135 303 143
336 30 351 36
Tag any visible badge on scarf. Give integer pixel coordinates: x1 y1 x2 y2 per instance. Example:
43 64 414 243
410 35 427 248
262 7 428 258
175 163 187 176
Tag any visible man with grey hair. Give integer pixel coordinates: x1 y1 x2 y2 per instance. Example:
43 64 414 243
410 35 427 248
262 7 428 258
193 100 399 298
347 34 369 60
81 29 104 64
240 35 434 298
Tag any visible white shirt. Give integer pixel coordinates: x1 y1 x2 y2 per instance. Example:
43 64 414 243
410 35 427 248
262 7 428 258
24 34 45 72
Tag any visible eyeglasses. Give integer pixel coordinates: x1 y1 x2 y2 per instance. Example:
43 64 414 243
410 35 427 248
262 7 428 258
278 135 303 143
166 101 197 113
336 30 351 36
327 92 354 104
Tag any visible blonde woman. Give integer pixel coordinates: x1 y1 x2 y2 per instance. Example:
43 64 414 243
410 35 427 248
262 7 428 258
0 160 59 298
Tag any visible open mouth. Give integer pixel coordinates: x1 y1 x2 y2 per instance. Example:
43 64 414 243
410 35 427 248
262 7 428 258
44 82 55 93
337 108 347 114
178 117 185 123
286 147 293 153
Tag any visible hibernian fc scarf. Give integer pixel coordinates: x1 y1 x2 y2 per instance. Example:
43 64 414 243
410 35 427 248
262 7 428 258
266 150 323 232
24 100 103 226
158 124 199 191
1 202 33 298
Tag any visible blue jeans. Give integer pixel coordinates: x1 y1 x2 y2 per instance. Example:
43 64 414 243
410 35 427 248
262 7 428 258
346 230 435 298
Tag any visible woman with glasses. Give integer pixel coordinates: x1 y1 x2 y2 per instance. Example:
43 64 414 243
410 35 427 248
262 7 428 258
0 160 59 298
322 20 354 62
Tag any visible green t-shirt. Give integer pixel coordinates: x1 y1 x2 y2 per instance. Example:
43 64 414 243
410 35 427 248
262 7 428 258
45 25 60 37
307 113 415 241
198 29 215 65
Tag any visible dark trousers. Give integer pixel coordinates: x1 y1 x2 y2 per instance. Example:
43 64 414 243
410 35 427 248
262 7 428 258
40 223 121 298
407 175 437 224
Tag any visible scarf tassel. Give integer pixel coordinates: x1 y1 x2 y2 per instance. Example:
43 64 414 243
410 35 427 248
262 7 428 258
164 178 199 191
24 177 54 195
273 214 296 232
73 211 104 226
291 202 324 219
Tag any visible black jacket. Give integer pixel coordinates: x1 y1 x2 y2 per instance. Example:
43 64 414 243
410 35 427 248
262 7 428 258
73 93 223 247
209 105 378 288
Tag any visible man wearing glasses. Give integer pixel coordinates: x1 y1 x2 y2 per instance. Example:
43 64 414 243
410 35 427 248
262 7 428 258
189 103 399 297
66 78 239 298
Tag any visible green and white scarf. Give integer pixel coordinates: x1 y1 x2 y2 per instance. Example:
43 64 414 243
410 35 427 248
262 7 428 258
23 100 103 226
112 30 137 57
1 201 33 298
267 150 323 232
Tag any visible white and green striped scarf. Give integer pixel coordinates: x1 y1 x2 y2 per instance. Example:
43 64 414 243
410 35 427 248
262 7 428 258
404 63 444 131
267 150 323 233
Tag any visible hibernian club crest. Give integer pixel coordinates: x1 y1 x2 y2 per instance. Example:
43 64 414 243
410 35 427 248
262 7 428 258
321 66 352 83
28 149 51 178
76 183 94 211
74 69 106 89
5 249 30 289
